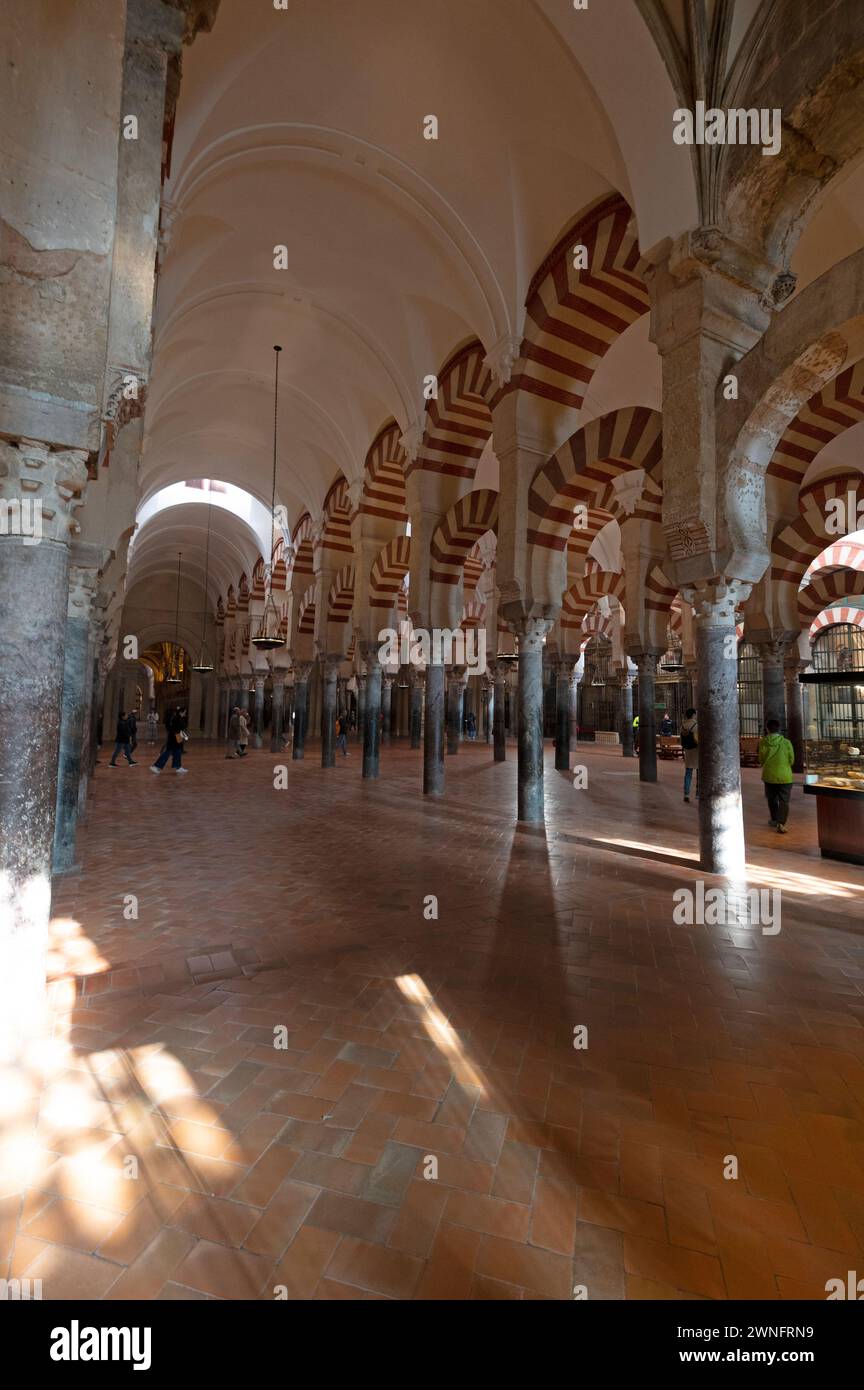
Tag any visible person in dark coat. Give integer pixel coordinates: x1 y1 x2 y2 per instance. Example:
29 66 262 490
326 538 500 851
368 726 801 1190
109 711 138 766
151 706 188 774
127 708 138 753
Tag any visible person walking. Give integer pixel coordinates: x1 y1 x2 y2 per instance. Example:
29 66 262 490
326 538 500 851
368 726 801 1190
335 713 349 757
758 717 795 834
226 706 241 758
680 707 698 802
632 713 640 754
236 710 250 757
127 708 138 755
151 706 188 774
109 711 138 767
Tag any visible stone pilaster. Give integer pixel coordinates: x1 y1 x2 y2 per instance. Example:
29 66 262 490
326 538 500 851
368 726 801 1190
513 618 553 823
270 669 287 752
684 579 752 877
0 439 88 1057
423 662 446 795
361 647 382 780
292 661 311 761
53 562 100 873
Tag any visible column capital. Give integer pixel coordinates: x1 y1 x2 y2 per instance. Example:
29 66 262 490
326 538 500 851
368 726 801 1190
512 617 553 653
322 656 342 680
67 565 100 620
270 668 287 689
616 669 636 689
681 578 750 626
755 636 790 668
292 661 312 682
0 438 88 545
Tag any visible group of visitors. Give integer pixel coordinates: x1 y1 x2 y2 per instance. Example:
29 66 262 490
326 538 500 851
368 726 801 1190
227 707 250 758
675 707 795 834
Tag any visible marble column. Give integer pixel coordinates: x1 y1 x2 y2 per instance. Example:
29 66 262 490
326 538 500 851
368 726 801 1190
618 671 635 757
483 678 493 743
270 669 287 751
424 663 446 795
493 663 507 762
410 669 424 749
785 657 808 773
362 651 382 779
636 652 659 783
569 669 581 751
53 564 99 873
239 680 250 713
758 638 787 731
356 673 367 744
252 673 266 748
292 663 311 760
0 440 88 1056
515 619 553 823
446 666 464 755
78 609 106 813
188 669 203 737
381 674 394 746
689 582 749 878
321 658 339 768
554 660 571 771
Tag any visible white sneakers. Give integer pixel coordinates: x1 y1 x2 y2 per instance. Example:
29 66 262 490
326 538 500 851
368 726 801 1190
175 767 188 775
150 766 161 774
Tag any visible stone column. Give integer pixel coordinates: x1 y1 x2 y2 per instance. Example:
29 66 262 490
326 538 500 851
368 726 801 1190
188 669 203 737
356 673 367 744
687 582 750 878
53 564 99 874
514 619 553 823
493 662 507 762
270 669 286 752
635 653 660 783
483 677 493 743
424 663 446 795
252 673 266 748
362 649 382 779
757 638 787 731
292 662 311 760
0 440 88 1056
381 674 394 746
569 668 581 750
78 606 106 811
410 668 424 749
785 657 808 773
321 658 339 768
446 666 464 755
239 680 250 712
554 659 572 771
618 671 635 757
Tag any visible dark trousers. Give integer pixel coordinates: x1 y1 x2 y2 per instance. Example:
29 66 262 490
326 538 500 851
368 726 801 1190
154 741 182 770
110 740 134 764
765 782 792 825
336 733 348 755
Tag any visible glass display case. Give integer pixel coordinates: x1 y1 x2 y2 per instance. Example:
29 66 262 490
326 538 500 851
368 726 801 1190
799 671 864 864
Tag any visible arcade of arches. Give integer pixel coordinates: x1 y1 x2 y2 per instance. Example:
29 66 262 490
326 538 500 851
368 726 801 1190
2 0 864 1304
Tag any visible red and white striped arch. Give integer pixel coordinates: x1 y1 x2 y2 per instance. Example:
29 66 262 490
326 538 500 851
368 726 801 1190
369 535 411 615
429 489 499 588
297 585 317 637
271 535 288 592
327 565 355 625
363 421 408 528
805 539 864 579
291 513 315 592
561 569 626 630
809 605 864 639
515 195 649 417
799 568 864 623
415 340 494 481
527 406 663 554
772 473 864 586
321 476 354 559
251 556 267 601
767 358 864 486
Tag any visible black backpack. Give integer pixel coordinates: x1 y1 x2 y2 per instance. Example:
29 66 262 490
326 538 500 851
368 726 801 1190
681 726 697 751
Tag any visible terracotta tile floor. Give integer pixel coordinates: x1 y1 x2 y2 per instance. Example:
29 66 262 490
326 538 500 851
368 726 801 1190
3 737 864 1301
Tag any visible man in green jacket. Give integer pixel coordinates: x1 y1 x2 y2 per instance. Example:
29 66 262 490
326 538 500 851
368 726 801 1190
758 718 795 834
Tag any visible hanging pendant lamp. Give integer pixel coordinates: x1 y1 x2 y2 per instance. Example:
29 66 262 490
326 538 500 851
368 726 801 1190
252 344 286 651
192 488 215 672
166 551 183 682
